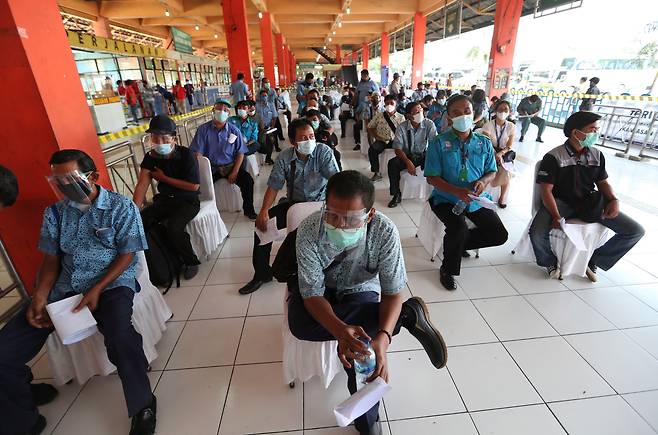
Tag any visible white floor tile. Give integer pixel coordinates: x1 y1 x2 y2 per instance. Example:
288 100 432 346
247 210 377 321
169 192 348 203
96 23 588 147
626 254 658 278
167 318 243 369
206 257 254 285
189 284 250 319
229 220 257 238
150 321 185 371
40 380 84 435
218 236 254 258
219 362 303 434
566 330 658 394
560 272 616 290
625 283 658 312
406 270 469 303
179 260 214 287
496 263 568 294
576 287 658 328
402 247 441 272
473 296 557 341
447 343 542 411
457 266 519 299
247 281 286 316
624 325 658 359
623 390 658 432
304 372 352 429
397 227 423 248
388 327 423 352
525 291 615 334
384 350 465 420
236 315 283 364
504 337 615 402
154 367 232 435
163 285 203 321
599 260 658 286
471 404 567 435
388 413 478 435
383 211 416 228
549 395 656 435
427 301 498 347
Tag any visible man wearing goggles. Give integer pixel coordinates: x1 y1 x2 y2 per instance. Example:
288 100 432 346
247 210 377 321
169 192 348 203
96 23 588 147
287 171 447 435
0 150 156 435
134 115 202 280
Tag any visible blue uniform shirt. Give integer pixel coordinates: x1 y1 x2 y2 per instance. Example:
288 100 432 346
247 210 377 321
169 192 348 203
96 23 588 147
355 79 378 114
256 99 277 127
228 116 259 144
424 129 497 212
190 120 248 166
267 143 339 202
230 80 249 103
38 187 147 303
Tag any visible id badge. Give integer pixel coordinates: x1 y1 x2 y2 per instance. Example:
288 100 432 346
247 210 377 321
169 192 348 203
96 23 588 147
459 166 468 182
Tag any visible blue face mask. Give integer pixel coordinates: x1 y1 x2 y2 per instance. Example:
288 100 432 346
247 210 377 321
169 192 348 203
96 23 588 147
154 142 173 155
451 114 474 133
324 223 365 251
310 120 320 130
214 110 229 122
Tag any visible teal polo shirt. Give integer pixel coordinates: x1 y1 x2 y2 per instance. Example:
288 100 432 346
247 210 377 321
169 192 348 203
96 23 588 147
424 129 497 212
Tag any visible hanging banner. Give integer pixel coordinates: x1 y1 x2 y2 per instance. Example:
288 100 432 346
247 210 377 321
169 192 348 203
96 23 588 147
66 30 167 58
171 27 194 54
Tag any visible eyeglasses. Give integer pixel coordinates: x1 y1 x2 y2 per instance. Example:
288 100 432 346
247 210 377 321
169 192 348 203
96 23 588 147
322 206 369 229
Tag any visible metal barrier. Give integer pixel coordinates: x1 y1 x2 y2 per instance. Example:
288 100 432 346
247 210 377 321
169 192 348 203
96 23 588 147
102 141 141 197
0 237 29 324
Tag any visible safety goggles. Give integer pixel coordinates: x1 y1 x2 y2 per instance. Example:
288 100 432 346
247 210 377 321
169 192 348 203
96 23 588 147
46 170 94 204
322 205 370 230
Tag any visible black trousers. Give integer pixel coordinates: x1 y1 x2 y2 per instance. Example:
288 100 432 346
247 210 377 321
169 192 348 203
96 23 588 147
339 110 357 142
368 140 393 173
287 281 402 433
0 287 152 434
212 166 256 215
252 202 292 280
388 154 425 196
141 195 201 266
431 201 509 275
275 117 285 140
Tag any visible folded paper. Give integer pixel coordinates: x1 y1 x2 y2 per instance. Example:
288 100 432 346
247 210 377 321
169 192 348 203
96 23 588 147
333 377 392 427
46 294 98 345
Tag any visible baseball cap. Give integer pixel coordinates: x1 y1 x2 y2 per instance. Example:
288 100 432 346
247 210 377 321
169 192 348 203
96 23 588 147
145 115 177 135
214 97 232 108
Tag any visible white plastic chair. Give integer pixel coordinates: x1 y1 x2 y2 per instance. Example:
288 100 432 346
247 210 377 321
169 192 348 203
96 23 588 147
282 202 342 389
244 153 260 178
46 251 172 385
512 161 612 277
378 148 396 176
401 167 431 200
416 201 480 261
214 178 243 212
186 156 229 261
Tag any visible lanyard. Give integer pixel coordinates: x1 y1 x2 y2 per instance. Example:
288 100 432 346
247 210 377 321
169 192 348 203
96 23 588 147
495 123 505 150
458 139 469 182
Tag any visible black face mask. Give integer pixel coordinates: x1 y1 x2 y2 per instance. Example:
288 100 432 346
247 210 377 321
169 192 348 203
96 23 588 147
57 180 92 203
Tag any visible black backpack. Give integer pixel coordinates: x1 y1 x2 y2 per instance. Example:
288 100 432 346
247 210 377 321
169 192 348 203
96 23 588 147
144 222 182 294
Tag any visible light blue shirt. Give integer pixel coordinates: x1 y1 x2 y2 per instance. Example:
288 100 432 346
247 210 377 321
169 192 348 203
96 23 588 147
296 81 314 113
190 120 248 166
256 98 277 127
355 79 378 114
230 80 249 103
228 116 259 144
424 129 497 212
296 211 407 299
393 119 438 156
267 143 339 202
38 187 147 303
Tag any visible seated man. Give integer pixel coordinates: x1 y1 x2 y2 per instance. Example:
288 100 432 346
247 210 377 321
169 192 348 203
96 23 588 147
517 94 546 142
134 115 201 280
425 95 509 290
238 119 339 295
305 109 341 170
256 89 279 163
228 100 260 156
387 101 438 208
286 171 447 435
530 111 644 281
190 98 257 219
367 94 406 181
0 150 156 435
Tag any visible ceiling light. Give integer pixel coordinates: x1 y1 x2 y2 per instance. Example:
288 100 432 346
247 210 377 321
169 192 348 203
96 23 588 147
338 22 342 28
323 45 326 49
328 37 332 42
252 51 255 55
332 31 336 35
195 25 200 30
346 7 350 14
164 8 170 17
214 34 218 38
258 11 263 19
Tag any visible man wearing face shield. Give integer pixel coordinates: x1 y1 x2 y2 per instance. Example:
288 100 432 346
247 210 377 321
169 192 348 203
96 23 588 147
0 150 156 435
133 115 202 280
367 94 406 181
425 95 508 290
238 119 339 295
287 171 447 435
387 101 438 208
190 98 257 219
530 111 644 282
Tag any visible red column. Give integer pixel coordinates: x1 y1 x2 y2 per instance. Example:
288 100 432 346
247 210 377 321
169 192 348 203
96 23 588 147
0 0 111 290
411 12 426 89
486 0 523 98
381 33 390 68
222 0 253 89
275 33 286 86
290 51 296 83
335 45 341 64
351 51 358 64
362 42 369 69
258 12 275 84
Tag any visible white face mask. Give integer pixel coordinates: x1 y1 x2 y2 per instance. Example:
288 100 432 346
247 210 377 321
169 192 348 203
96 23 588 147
238 109 248 118
296 139 317 155
438 98 446 105
412 112 424 124
496 112 509 121
385 104 396 113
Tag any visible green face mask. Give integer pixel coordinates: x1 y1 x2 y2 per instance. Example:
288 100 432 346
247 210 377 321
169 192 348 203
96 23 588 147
578 131 599 148
324 223 365 251
310 120 320 130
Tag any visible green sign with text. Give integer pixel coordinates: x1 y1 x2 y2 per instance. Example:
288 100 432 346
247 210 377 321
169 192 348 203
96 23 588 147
171 27 193 54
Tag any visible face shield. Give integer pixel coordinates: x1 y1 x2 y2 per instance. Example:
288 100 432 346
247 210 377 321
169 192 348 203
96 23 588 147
319 204 371 253
46 170 94 204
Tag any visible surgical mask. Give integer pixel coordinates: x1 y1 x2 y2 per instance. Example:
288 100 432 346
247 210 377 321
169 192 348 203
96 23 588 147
297 139 317 155
264 83 270 89
214 110 229 122
238 109 248 118
412 112 424 124
496 112 509 121
310 120 320 130
578 131 599 148
385 104 396 113
324 223 366 251
248 109 256 116
451 114 474 133
437 98 446 105
154 142 174 155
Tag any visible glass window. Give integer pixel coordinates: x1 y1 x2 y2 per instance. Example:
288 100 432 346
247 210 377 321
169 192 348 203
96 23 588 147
155 70 166 86
117 57 139 70
97 58 118 72
76 60 98 74
121 69 143 81
162 60 170 70
154 59 163 70
144 58 155 70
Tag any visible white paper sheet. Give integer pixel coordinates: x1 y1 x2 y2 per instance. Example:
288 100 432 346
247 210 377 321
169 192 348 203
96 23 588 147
334 377 392 427
255 217 285 246
401 167 426 187
341 103 351 112
559 218 587 251
266 127 278 135
468 194 497 210
46 294 98 345
501 161 517 174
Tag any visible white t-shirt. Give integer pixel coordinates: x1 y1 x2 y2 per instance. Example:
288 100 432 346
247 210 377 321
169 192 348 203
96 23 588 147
482 120 515 149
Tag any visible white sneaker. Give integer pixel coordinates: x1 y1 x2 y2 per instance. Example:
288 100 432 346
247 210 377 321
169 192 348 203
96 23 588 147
586 265 598 282
546 265 561 280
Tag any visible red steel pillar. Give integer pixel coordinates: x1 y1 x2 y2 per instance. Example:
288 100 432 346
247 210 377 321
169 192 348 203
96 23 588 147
411 12 426 89
335 45 341 64
222 0 253 89
0 0 111 290
275 33 286 86
258 12 276 84
381 32 390 84
362 42 369 69
486 0 523 98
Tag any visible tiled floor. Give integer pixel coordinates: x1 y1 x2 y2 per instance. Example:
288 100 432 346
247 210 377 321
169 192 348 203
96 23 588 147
27 115 658 434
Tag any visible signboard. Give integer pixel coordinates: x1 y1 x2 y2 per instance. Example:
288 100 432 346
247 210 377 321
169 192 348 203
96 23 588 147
171 27 193 54
444 0 462 39
66 30 167 58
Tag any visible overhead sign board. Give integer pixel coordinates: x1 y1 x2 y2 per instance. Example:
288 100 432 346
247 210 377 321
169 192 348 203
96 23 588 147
171 27 193 54
66 29 167 58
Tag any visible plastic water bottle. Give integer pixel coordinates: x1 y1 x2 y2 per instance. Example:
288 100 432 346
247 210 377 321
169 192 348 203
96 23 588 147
452 200 467 215
354 339 376 385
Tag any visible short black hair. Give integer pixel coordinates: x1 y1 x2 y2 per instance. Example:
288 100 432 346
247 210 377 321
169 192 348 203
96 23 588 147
422 95 434 104
446 94 473 113
305 72 314 80
307 88 320 96
288 118 314 143
436 89 447 98
0 165 18 207
563 111 602 137
237 72 245 80
361 69 369 76
236 100 249 110
326 170 375 210
493 99 511 112
472 89 486 103
49 149 97 173
405 101 421 114
305 109 321 118
393 73 399 79
245 99 256 107
590 77 600 85
384 94 397 103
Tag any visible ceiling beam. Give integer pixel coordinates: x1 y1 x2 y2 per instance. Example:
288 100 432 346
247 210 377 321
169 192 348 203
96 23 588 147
141 17 209 26
58 0 99 18
269 1 342 15
99 1 177 19
341 14 400 23
274 14 336 24
181 0 222 16
349 0 416 14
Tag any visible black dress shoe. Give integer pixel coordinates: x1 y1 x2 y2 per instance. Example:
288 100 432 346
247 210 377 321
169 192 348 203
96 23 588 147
353 144 361 151
129 395 156 435
244 210 258 220
183 265 199 280
519 135 524 142
265 158 275 165
401 297 448 369
27 415 46 435
439 269 457 291
238 276 272 295
31 383 58 407
387 193 401 208
461 251 471 258
536 137 544 143
359 420 382 435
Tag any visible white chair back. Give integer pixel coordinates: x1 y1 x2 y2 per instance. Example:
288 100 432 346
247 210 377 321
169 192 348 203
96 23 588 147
531 160 542 216
286 202 324 232
196 155 215 203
